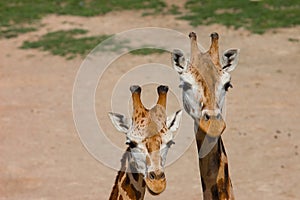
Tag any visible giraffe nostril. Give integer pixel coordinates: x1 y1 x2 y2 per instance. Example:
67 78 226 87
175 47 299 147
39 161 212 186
216 113 222 120
158 172 165 179
203 113 210 121
149 172 156 180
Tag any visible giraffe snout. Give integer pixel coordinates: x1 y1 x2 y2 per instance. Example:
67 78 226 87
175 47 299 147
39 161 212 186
199 111 226 137
145 170 167 195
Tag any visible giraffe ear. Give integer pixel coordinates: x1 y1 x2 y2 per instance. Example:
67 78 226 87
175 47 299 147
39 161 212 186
167 110 183 132
108 112 131 133
172 49 188 73
221 49 240 72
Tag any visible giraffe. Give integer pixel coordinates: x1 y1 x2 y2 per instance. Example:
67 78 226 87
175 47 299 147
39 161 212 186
171 32 240 200
108 85 182 200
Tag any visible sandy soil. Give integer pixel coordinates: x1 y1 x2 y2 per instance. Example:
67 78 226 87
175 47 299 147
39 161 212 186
1 10 300 200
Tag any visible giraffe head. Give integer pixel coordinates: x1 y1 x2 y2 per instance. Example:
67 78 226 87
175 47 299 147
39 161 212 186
109 85 182 195
172 32 239 138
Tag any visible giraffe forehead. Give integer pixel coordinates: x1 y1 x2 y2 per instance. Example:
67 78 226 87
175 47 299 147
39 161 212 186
144 135 162 152
131 104 167 138
187 63 221 108
149 105 167 121
189 53 221 84
130 117 167 140
133 105 166 124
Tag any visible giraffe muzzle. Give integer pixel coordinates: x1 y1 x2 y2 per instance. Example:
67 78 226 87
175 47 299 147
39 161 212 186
199 113 226 137
145 171 166 195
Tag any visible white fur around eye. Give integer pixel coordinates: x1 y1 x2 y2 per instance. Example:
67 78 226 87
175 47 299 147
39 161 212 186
161 130 173 144
217 72 231 110
221 72 231 85
182 86 202 120
160 143 170 166
181 72 197 86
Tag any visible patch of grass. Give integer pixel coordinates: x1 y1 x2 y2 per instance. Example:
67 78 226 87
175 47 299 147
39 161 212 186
20 29 167 59
181 0 300 34
288 38 299 42
21 29 111 59
0 0 166 38
130 48 167 55
0 0 166 27
0 26 37 39
167 4 182 15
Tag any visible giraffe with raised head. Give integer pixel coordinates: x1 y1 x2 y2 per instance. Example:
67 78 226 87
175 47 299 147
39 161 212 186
171 32 240 200
108 85 182 200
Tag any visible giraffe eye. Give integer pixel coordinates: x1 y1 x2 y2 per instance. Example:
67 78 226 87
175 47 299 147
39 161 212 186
224 82 233 92
126 141 137 148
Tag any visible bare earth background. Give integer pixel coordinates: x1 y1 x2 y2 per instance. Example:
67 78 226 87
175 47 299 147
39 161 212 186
1 8 300 200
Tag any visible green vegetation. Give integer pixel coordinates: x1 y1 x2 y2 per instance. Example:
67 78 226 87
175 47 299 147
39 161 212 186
288 38 299 43
167 4 182 15
130 48 166 55
0 0 166 38
0 26 37 39
2 0 299 59
181 0 300 34
0 0 166 27
21 29 111 59
20 29 165 59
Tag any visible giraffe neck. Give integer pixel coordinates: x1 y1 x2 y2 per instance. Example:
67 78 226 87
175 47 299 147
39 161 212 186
195 125 234 200
109 148 146 200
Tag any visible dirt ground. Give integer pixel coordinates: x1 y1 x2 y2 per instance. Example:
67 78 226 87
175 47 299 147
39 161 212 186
1 9 300 200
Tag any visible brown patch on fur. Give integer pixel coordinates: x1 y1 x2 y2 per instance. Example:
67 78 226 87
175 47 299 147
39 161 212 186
109 169 126 200
217 177 229 199
132 173 139 182
109 183 119 200
219 139 227 156
145 135 161 153
201 176 206 192
109 149 130 200
121 176 136 199
211 183 219 200
131 183 142 200
142 180 146 187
